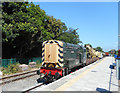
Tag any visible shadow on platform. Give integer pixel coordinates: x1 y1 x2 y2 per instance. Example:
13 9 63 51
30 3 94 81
111 83 120 87
96 88 112 93
37 78 50 85
37 78 45 83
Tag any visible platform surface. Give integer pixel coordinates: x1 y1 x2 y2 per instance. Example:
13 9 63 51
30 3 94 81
34 57 118 92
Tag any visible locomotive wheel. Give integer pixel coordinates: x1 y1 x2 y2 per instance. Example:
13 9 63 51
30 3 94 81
43 76 48 84
55 72 60 80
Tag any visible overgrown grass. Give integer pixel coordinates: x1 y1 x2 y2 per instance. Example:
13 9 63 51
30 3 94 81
1 61 42 76
1 60 42 76
1 63 21 76
35 60 42 68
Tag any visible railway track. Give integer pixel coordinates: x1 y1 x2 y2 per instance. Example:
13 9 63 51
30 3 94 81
22 83 44 93
0 69 38 85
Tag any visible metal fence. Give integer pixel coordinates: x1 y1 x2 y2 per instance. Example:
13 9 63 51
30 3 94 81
0 57 42 67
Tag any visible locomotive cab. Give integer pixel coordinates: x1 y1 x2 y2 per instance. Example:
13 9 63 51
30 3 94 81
39 40 64 81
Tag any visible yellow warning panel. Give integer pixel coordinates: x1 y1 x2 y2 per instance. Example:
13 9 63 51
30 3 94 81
45 44 58 63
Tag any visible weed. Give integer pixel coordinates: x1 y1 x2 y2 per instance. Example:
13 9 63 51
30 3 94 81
1 63 21 76
35 60 42 68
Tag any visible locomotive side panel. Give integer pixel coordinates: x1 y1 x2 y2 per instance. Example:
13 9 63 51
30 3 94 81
79 46 87 65
63 43 83 70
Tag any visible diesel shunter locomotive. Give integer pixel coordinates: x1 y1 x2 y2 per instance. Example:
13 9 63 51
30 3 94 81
37 40 97 82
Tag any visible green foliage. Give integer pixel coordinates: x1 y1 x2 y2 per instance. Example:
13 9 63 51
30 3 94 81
58 28 81 44
95 47 103 52
2 2 46 58
8 63 20 73
2 2 81 58
35 60 42 68
44 16 67 40
108 49 116 54
116 51 118 55
1 63 21 75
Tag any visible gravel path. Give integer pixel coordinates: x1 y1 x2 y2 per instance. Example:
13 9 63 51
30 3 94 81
2 75 40 91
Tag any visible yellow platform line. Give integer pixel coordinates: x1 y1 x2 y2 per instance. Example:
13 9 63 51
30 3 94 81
55 58 106 91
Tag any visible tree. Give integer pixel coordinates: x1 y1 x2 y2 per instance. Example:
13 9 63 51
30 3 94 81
2 2 68 58
2 2 47 58
95 47 103 52
109 49 116 54
2 2 81 58
58 28 81 44
44 16 67 40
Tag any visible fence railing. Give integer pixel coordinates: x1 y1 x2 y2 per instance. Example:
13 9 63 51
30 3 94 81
0 57 42 67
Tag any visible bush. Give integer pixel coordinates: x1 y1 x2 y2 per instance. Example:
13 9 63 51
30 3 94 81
35 60 42 68
1 60 42 76
1 63 21 76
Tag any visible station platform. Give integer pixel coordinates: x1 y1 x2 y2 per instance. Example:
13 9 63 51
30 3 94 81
34 57 119 92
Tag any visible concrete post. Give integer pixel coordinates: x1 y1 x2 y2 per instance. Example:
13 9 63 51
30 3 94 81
116 60 120 80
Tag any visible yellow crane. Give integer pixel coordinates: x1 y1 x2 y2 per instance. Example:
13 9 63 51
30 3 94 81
85 45 103 58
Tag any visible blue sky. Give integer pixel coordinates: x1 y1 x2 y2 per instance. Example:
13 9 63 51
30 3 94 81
33 2 118 52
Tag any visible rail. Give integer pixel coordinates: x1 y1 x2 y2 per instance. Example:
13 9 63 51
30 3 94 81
22 83 44 93
0 69 38 85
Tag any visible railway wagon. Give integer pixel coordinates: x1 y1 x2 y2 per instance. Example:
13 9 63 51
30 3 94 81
37 40 86 80
105 52 109 56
